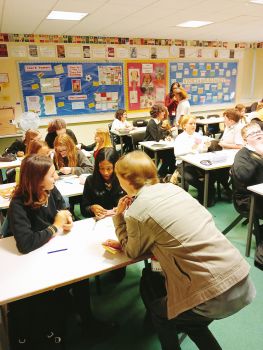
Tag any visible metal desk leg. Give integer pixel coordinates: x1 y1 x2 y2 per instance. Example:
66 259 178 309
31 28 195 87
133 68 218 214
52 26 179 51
0 305 10 350
203 172 209 208
181 161 185 189
119 135 124 155
246 194 255 257
154 151 158 167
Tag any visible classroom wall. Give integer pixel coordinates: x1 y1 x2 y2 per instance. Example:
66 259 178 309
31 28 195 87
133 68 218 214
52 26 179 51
0 42 263 146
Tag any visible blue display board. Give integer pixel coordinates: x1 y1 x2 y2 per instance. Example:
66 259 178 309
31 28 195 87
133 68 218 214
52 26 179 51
18 62 124 117
169 61 238 106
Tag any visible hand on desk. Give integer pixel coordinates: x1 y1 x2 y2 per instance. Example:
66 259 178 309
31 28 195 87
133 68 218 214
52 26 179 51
103 239 122 251
91 204 108 220
54 210 73 233
59 167 72 175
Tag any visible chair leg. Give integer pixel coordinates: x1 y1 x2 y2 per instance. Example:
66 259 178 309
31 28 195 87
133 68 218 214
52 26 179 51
222 214 243 235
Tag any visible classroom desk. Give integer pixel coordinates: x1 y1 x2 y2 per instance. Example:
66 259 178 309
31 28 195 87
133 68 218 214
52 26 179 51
179 150 238 208
139 140 174 166
0 176 85 210
246 183 263 257
195 116 224 126
0 158 22 170
196 116 224 135
0 217 148 349
111 127 146 154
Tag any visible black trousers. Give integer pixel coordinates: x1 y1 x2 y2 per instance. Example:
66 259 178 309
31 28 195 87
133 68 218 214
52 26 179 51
8 279 91 348
140 268 222 350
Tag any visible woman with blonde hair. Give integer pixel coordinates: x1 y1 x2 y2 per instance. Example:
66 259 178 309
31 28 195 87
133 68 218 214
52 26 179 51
110 150 255 350
54 134 93 176
81 128 112 159
174 87 190 126
45 118 78 149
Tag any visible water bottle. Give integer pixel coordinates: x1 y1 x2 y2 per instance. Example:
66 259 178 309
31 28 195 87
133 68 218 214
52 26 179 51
15 167 20 184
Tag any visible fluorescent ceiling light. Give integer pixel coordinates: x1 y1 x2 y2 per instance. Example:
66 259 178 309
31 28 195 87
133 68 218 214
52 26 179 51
47 11 88 21
250 0 263 4
176 21 213 28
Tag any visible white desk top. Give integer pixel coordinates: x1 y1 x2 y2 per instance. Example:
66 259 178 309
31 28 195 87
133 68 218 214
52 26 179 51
0 133 23 139
196 117 224 125
55 175 84 197
247 183 263 196
0 217 145 305
179 149 238 170
139 140 174 151
111 127 146 137
0 176 85 209
0 158 22 170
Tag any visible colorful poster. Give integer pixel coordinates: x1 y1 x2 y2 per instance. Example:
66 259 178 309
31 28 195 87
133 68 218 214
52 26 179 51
127 61 167 111
169 61 238 106
19 62 124 117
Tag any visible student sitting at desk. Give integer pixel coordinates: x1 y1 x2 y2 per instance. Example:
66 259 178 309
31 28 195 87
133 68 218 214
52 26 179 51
144 104 176 178
26 139 51 157
219 109 244 149
111 151 255 350
174 115 215 206
81 147 124 219
80 128 112 159
54 134 93 176
111 109 134 153
232 122 263 269
45 118 78 149
81 147 126 281
4 129 41 157
6 155 115 349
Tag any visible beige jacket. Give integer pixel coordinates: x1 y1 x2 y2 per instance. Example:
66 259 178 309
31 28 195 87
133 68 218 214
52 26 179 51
113 183 250 319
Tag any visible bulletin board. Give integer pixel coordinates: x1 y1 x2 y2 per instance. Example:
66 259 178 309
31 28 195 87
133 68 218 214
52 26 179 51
18 62 124 117
169 61 238 106
126 61 167 111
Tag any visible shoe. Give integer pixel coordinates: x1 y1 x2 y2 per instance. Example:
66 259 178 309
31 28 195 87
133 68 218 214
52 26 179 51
45 332 64 349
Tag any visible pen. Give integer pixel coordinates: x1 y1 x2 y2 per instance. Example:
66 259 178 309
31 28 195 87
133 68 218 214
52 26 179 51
48 248 68 254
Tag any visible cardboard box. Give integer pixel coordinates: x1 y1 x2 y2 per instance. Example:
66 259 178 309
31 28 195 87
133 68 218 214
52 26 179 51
0 108 17 135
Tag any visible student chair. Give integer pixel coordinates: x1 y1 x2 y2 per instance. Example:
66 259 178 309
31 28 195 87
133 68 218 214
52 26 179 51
194 115 205 134
206 114 222 138
108 123 121 153
132 119 148 127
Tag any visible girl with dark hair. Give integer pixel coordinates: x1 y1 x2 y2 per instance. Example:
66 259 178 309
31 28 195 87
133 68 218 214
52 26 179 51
81 147 124 219
45 118 78 149
144 104 176 178
165 82 181 126
111 109 134 153
81 147 126 281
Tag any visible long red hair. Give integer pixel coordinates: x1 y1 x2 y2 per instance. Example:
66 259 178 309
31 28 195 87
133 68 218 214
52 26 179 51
13 155 53 208
54 134 77 168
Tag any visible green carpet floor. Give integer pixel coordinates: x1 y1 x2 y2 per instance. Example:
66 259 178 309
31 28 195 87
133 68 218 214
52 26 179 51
68 198 262 350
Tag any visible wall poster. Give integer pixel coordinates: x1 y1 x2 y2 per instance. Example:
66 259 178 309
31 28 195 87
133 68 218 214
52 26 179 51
18 62 124 117
169 61 238 105
126 60 167 111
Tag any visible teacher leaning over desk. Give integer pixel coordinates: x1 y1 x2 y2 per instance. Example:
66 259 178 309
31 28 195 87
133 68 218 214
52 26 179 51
109 151 256 350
